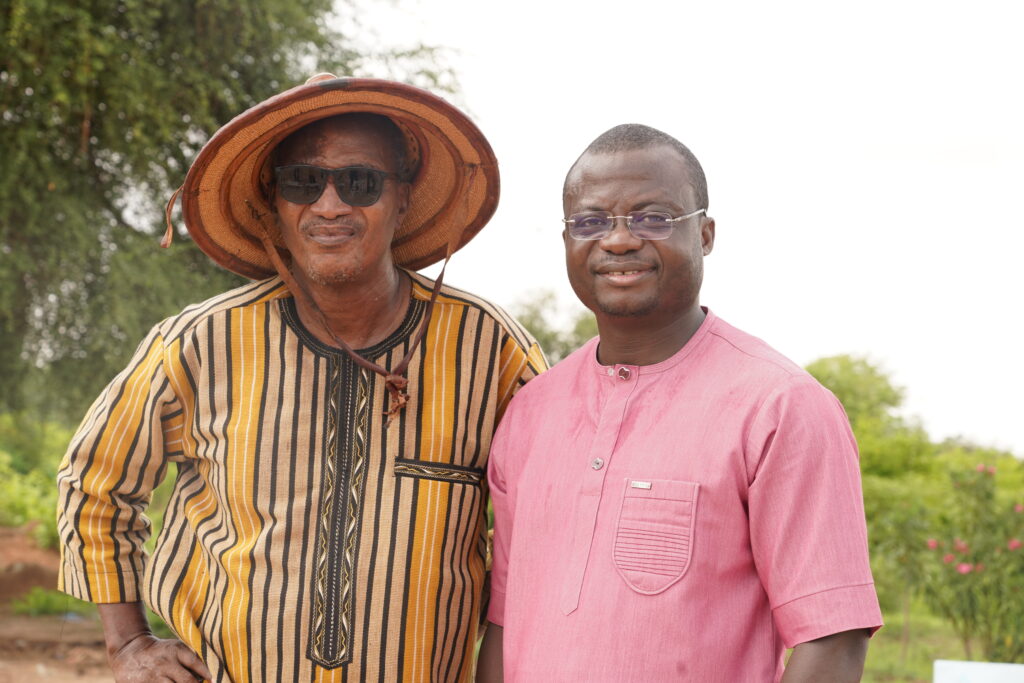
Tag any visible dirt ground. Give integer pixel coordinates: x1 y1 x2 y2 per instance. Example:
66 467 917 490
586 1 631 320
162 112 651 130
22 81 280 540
0 526 113 682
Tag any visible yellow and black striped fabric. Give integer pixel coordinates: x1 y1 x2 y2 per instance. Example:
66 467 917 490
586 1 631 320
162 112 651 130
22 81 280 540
56 271 546 682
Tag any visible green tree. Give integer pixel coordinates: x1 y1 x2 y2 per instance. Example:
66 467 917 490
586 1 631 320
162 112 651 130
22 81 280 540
1 0 449 418
805 355 903 426
512 290 597 364
806 355 933 477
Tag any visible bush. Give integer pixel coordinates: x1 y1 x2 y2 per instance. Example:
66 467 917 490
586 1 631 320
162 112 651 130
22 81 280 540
12 587 95 617
0 449 58 547
920 463 1024 662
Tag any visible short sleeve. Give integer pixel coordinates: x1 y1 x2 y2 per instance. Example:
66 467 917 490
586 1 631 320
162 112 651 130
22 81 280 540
746 376 883 647
56 323 179 603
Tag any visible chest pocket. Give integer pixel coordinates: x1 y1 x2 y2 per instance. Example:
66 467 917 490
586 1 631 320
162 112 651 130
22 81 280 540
393 458 484 485
612 478 699 594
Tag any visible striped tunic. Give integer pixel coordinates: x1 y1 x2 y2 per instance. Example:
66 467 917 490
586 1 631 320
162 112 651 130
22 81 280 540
56 271 546 682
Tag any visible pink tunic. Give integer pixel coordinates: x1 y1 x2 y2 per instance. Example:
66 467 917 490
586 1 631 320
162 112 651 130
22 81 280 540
488 311 882 681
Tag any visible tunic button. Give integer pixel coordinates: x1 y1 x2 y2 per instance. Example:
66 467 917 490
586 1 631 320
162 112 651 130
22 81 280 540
617 367 631 380
591 458 604 470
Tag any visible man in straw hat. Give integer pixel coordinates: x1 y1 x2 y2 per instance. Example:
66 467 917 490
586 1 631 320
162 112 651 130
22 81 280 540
56 74 545 682
477 124 881 681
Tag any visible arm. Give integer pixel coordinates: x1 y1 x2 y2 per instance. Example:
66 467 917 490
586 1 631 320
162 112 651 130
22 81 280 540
56 325 203 681
782 628 869 683
476 622 504 682
98 602 212 683
56 325 178 604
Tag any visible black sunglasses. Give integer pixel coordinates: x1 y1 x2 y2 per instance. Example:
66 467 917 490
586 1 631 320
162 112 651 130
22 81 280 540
273 165 401 206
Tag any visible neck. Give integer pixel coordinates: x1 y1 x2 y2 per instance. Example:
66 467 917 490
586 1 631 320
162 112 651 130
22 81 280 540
292 264 411 351
595 306 706 366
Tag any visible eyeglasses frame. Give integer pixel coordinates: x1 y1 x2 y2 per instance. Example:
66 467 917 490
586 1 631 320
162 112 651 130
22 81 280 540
562 208 707 241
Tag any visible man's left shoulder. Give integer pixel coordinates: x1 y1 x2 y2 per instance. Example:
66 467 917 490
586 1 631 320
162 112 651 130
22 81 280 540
706 315 846 422
704 314 811 386
409 271 540 355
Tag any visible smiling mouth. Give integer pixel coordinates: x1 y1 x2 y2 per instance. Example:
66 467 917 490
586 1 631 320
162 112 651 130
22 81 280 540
596 267 654 285
303 225 358 246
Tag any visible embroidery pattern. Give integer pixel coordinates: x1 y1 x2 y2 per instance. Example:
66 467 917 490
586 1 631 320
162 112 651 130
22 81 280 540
308 362 370 668
394 459 484 484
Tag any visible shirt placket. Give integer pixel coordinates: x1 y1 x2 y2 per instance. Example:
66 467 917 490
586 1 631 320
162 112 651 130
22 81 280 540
559 364 639 615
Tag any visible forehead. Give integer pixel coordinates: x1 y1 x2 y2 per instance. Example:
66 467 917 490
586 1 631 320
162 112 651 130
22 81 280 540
565 146 695 210
274 118 394 167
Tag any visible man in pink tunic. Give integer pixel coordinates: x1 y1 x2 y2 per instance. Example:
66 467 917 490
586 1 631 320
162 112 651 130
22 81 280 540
476 125 882 682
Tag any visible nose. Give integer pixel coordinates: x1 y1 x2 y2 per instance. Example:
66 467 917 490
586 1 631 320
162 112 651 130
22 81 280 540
598 216 643 253
309 177 353 218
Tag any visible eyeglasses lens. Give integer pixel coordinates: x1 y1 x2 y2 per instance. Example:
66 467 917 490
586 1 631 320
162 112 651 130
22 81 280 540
277 166 325 204
627 212 673 239
338 167 383 206
275 166 386 206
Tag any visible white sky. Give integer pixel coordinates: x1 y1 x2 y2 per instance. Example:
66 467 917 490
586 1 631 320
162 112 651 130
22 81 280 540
352 0 1024 455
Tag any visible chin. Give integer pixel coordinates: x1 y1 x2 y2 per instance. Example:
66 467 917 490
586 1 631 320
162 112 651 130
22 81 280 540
594 295 660 318
302 263 362 287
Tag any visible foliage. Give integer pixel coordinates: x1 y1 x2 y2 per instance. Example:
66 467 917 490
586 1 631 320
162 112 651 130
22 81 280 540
805 355 903 426
0 448 58 547
919 462 1024 662
511 290 597 363
861 599 964 682
11 586 96 616
0 0 452 419
808 353 1024 664
0 410 73 474
8 586 175 637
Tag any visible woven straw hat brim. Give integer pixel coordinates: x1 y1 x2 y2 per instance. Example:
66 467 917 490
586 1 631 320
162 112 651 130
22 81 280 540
179 77 499 279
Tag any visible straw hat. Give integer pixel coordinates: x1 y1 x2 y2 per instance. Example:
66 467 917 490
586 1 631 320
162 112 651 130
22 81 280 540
173 74 500 279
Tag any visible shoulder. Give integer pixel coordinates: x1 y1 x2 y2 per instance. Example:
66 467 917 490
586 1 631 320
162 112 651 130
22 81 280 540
703 314 807 380
696 313 836 404
154 276 289 343
408 271 540 355
705 316 849 426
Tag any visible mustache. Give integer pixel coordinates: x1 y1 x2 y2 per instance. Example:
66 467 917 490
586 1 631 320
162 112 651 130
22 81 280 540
300 218 362 233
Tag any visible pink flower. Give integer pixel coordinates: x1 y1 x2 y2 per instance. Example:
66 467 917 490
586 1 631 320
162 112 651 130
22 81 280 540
975 563 985 573
927 538 939 550
1009 539 1023 551
976 463 987 472
954 538 969 553
987 465 996 475
943 553 956 564
956 563 973 574
1015 503 1024 514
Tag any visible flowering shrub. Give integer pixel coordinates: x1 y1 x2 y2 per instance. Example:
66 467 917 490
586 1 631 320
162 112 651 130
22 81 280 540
920 465 1024 662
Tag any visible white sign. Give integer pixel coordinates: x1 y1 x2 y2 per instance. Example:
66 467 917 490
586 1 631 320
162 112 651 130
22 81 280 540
934 660 1024 682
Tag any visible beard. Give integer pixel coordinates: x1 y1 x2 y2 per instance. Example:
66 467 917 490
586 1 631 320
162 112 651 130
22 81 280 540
300 260 361 287
593 291 661 317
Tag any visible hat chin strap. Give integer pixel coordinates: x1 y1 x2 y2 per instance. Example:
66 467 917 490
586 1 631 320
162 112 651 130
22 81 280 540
245 191 462 428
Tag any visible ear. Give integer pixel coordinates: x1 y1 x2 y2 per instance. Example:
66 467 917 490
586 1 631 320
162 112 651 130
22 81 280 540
701 217 715 256
396 181 411 219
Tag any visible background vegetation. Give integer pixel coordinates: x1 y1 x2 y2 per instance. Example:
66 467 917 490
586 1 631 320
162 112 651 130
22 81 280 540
1 4 1021 681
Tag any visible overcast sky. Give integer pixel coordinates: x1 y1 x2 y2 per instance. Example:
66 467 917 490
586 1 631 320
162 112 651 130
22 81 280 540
353 0 1023 455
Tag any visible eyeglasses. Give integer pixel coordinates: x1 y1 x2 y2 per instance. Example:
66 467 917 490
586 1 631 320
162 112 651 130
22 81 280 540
273 165 401 206
562 209 706 241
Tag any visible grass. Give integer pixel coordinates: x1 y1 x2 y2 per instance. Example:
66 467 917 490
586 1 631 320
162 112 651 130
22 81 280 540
10 587 175 638
862 600 967 682
11 587 96 617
